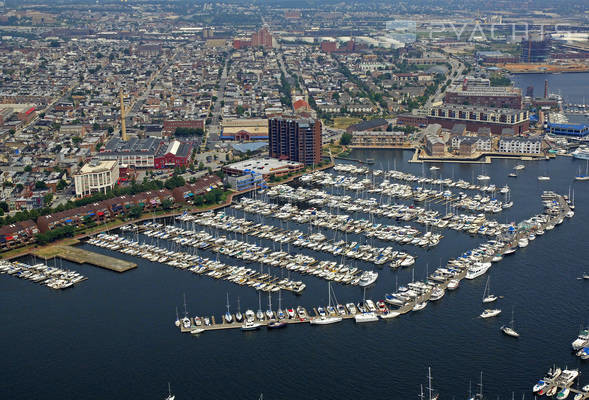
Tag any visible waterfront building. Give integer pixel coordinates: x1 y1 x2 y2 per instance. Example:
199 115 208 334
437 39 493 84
423 124 445 156
498 136 542 154
346 118 388 134
74 160 120 198
350 131 407 147
546 123 589 138
444 85 522 109
268 117 322 165
226 173 264 191
223 157 304 179
0 220 39 251
427 105 529 135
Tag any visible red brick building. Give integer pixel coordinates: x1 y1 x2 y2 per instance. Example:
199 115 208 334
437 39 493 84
154 140 193 169
162 120 204 136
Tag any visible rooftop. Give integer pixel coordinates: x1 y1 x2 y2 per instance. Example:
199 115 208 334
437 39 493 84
225 157 303 175
78 159 118 174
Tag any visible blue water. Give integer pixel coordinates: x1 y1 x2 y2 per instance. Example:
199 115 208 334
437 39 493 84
1 151 588 400
512 72 589 105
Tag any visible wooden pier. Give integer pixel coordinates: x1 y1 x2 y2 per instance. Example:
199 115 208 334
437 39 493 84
32 245 137 273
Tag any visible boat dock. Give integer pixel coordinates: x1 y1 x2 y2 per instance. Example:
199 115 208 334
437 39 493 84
32 245 136 273
534 369 589 399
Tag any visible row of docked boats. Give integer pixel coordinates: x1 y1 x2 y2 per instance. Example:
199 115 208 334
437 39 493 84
296 173 513 214
269 184 514 238
136 221 368 286
235 196 442 248
572 327 589 360
328 164 500 193
532 367 588 399
0 260 86 289
182 209 416 268
88 233 307 293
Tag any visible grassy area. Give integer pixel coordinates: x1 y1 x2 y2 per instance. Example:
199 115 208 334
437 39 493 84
331 117 362 130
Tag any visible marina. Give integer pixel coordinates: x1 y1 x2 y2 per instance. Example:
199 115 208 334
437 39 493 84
0 260 87 289
3 152 588 399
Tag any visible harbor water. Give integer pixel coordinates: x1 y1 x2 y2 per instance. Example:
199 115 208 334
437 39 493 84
1 152 588 399
512 72 589 105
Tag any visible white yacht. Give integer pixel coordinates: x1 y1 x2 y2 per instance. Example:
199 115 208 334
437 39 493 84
572 327 589 350
518 238 529 248
413 301 427 311
465 262 492 280
480 309 501 318
447 279 459 290
358 270 378 287
241 320 261 331
354 312 379 323
514 164 525 170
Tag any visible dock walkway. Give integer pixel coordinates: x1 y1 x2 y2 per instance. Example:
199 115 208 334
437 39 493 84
32 245 136 273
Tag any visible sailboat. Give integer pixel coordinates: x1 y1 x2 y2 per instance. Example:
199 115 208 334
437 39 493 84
256 292 264 321
266 293 274 320
268 291 288 328
575 160 589 181
235 297 243 323
310 282 343 325
425 367 440 400
467 372 484 400
164 382 175 400
181 294 191 329
224 293 233 323
482 277 498 303
501 308 520 338
355 287 379 322
174 307 180 327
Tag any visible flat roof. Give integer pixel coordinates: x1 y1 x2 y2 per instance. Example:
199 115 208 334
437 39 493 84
79 160 118 174
225 157 303 175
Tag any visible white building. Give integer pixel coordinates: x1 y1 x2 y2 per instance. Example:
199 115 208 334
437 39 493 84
498 137 542 154
74 160 119 198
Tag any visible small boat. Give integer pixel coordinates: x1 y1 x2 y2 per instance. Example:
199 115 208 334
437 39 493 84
267 320 287 329
190 328 205 335
517 238 528 248
482 276 497 303
224 293 233 323
501 308 519 338
310 282 343 325
514 164 525 170
241 321 261 331
477 175 490 181
358 270 378 287
583 273 589 280
576 347 589 359
557 387 570 399
447 279 459 290
533 380 547 393
430 166 440 171
354 312 379 323
235 297 243 323
165 382 175 400
480 309 501 318
413 301 427 311
508 172 517 178
572 327 589 350
547 385 558 397
538 176 551 181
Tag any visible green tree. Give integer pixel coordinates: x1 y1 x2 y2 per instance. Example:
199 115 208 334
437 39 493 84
340 133 352 145
24 165 32 172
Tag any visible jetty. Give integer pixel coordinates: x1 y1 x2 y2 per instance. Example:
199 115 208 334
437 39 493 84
32 244 136 273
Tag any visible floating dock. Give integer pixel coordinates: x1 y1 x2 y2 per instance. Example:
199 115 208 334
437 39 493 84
32 245 136 273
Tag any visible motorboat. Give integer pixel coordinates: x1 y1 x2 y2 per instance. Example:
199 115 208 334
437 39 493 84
465 262 492 280
358 270 378 287
514 164 525 170
245 309 255 322
477 175 490 181
354 312 379 323
538 176 551 181
190 328 205 335
413 301 427 311
572 327 589 350
267 320 287 329
518 238 529 248
447 279 459 290
576 347 589 359
241 321 261 331
532 380 547 393
480 309 501 318
508 172 517 178
429 287 445 301
556 388 570 399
